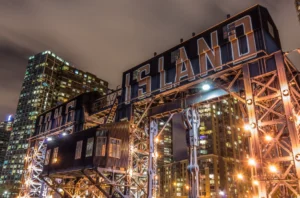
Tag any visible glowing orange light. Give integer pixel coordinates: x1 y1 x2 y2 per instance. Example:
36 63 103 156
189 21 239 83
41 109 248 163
248 158 256 166
269 165 277 173
253 180 259 186
237 173 244 180
265 135 272 141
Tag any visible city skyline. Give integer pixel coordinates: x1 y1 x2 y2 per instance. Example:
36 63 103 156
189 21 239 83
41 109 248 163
0 0 300 120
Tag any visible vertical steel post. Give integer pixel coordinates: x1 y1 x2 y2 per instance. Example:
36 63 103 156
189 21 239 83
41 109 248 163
148 119 158 198
242 63 267 198
275 52 300 191
182 106 200 198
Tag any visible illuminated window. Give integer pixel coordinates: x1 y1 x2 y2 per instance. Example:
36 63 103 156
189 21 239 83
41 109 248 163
44 149 51 165
62 66 69 71
96 137 106 156
86 137 94 157
75 141 83 159
108 138 121 158
52 147 58 163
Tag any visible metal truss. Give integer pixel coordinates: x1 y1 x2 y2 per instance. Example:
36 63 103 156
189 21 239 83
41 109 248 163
41 168 132 198
238 52 300 197
19 140 47 198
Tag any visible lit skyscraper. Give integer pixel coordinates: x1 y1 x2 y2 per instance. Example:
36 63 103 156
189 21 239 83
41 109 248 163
159 97 251 198
0 51 108 193
0 116 13 172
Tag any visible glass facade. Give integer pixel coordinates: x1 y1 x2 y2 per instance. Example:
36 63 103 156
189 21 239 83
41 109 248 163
159 97 251 198
0 51 108 192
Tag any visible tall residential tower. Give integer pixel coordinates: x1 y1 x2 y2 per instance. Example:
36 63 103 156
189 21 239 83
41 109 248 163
0 51 108 192
159 97 251 198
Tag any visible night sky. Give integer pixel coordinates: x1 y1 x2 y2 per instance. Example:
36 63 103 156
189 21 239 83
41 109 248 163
0 0 299 120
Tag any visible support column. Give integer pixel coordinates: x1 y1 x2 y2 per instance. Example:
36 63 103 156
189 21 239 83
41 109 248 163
275 52 300 194
148 119 158 198
242 63 267 198
182 106 200 198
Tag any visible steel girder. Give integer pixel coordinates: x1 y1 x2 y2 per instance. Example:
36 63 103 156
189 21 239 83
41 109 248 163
241 52 300 197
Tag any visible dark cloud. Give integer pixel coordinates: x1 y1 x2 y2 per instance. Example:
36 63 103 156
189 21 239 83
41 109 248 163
0 0 299 120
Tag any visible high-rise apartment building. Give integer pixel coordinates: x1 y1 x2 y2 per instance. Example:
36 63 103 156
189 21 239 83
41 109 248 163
159 97 251 198
157 120 173 166
0 116 13 172
0 51 108 192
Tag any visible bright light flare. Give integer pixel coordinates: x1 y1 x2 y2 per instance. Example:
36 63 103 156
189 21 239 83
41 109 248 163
219 191 225 196
265 135 272 141
202 84 211 91
237 173 244 180
248 158 256 166
155 137 159 143
253 180 259 186
244 124 251 131
296 115 300 125
47 137 53 141
269 165 277 173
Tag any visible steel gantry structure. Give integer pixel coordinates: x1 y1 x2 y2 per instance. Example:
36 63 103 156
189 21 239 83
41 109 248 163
144 51 300 198
20 51 300 198
19 4 300 197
